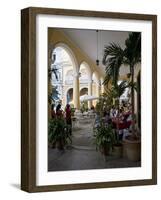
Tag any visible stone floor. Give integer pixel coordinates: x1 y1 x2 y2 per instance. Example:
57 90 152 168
48 117 141 171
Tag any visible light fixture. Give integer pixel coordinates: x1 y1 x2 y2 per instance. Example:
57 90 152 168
96 30 99 66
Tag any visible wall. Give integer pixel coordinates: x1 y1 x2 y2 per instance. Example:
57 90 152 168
0 0 160 200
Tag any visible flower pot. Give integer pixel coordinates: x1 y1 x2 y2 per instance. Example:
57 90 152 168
123 136 141 161
56 139 65 150
100 144 110 156
113 144 123 158
48 141 56 148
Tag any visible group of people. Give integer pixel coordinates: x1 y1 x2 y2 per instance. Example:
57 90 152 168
109 105 132 122
97 104 133 140
50 102 134 140
51 103 72 126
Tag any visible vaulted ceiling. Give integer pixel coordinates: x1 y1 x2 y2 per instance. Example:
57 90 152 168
62 28 130 73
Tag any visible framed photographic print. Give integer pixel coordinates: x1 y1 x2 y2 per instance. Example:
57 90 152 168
21 7 157 192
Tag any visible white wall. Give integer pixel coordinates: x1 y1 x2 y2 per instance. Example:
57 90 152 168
0 0 160 199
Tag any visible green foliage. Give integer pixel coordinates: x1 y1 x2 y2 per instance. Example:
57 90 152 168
95 86 116 114
127 81 138 92
94 123 115 150
71 107 75 113
102 32 141 136
80 101 88 113
111 81 128 100
102 32 141 88
102 43 124 86
48 118 72 145
95 80 128 113
124 32 141 66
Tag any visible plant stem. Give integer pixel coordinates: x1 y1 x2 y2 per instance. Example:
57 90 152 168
131 64 136 137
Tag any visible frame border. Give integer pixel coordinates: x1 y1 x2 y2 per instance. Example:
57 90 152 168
21 7 157 192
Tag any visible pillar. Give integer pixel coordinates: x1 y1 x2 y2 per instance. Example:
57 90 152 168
73 73 80 110
134 77 137 114
101 85 105 94
101 78 105 94
96 80 101 97
88 80 92 109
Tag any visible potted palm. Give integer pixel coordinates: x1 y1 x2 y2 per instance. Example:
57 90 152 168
102 32 141 161
48 118 72 150
111 81 128 158
94 123 115 156
48 118 57 148
96 85 125 158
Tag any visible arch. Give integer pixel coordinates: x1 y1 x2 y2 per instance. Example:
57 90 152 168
66 69 73 77
80 61 92 80
51 43 79 109
54 42 79 74
80 87 88 96
92 71 100 84
65 69 74 84
66 88 73 105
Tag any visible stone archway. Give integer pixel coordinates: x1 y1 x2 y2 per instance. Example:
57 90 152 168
54 42 79 74
66 88 73 105
80 87 88 96
53 42 80 109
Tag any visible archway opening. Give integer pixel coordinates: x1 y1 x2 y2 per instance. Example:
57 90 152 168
79 62 90 83
66 88 73 106
80 87 88 96
51 45 76 109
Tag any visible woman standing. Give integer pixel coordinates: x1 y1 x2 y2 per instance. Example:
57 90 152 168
56 104 63 118
65 104 72 135
65 104 72 125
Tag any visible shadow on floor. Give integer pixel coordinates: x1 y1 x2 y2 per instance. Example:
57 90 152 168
10 183 20 190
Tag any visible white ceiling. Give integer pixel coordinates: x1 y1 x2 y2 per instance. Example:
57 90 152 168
62 28 130 72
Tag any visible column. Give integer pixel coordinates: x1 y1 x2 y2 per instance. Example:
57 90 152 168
88 80 92 109
101 85 105 94
96 80 101 97
134 77 137 114
101 78 105 94
73 73 80 110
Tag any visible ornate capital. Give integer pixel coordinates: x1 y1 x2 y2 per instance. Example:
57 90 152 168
73 72 81 78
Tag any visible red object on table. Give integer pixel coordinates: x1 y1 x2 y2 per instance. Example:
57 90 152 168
118 121 132 129
112 119 132 130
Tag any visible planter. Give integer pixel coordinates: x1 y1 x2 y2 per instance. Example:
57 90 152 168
113 144 123 158
48 141 56 149
123 136 141 161
56 139 65 150
100 144 110 156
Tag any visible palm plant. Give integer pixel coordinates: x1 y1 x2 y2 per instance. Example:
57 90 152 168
111 81 128 143
124 33 141 135
111 80 128 101
102 32 141 136
103 43 124 87
94 123 115 155
48 118 72 149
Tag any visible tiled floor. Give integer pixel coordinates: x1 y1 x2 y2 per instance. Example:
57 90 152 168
48 117 141 171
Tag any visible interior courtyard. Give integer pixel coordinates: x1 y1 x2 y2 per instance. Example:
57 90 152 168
48 28 141 171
